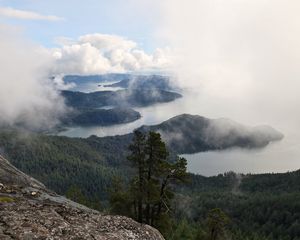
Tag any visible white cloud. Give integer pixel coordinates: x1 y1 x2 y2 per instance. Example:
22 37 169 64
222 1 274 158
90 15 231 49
51 33 171 75
79 34 137 52
153 0 300 127
52 75 76 90
0 7 63 21
0 25 66 130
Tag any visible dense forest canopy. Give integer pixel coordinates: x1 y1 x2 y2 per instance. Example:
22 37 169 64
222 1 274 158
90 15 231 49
0 128 299 239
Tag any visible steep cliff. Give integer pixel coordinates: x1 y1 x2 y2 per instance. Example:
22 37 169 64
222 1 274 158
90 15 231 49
0 155 164 240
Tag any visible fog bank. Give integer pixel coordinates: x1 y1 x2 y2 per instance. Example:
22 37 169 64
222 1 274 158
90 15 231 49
0 25 66 130
152 0 300 133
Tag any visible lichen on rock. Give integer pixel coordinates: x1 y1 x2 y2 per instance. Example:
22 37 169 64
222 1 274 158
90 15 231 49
0 155 164 240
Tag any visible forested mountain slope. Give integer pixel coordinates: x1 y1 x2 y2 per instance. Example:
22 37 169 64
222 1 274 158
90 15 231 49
0 127 298 239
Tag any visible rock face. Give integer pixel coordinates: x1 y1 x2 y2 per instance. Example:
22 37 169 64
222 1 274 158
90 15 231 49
0 155 164 240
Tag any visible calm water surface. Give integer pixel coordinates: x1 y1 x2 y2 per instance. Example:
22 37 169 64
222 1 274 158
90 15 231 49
57 86 300 176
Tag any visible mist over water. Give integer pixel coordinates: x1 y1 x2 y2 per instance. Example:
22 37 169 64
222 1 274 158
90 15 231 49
151 0 300 175
58 88 300 176
57 0 300 175
0 1 298 176
57 96 186 138
69 80 123 93
183 136 300 176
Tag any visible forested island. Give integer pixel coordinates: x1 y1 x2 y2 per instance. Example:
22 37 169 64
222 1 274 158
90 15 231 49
61 89 182 109
61 107 141 126
139 114 284 153
58 74 182 128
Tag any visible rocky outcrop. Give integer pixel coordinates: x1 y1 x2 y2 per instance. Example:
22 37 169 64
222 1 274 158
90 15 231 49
0 155 45 189
0 155 164 240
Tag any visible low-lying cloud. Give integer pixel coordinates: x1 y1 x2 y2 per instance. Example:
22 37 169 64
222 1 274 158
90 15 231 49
51 33 171 75
0 25 66 130
152 0 300 131
0 26 172 130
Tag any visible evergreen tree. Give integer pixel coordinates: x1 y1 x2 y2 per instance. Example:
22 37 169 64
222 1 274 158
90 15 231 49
66 185 88 205
113 130 188 234
145 131 169 225
109 176 132 217
127 130 146 222
206 208 230 240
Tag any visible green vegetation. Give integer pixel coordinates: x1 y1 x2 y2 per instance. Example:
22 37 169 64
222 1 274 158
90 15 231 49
206 208 230 240
59 80 181 127
0 129 131 205
61 107 141 126
0 196 15 203
169 171 300 240
0 129 299 239
62 88 182 109
109 131 187 235
139 114 284 153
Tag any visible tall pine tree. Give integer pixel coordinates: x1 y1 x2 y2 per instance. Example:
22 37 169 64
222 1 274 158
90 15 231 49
118 130 188 232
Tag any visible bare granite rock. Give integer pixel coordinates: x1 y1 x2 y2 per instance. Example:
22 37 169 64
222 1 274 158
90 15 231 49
0 155 164 240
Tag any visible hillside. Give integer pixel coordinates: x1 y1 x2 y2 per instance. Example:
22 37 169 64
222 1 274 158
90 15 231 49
59 88 181 127
57 74 182 128
62 107 141 126
0 155 164 240
62 89 182 108
0 132 299 239
139 114 284 153
0 122 296 240
0 129 131 202
172 171 300 239
0 114 284 204
103 74 175 90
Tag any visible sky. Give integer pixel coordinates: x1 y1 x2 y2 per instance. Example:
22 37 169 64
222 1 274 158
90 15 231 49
0 1 171 76
0 0 300 173
0 0 160 51
0 0 169 128
1 0 300 136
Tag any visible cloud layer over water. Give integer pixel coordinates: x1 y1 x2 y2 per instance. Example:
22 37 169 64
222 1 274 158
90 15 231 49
153 0 300 129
